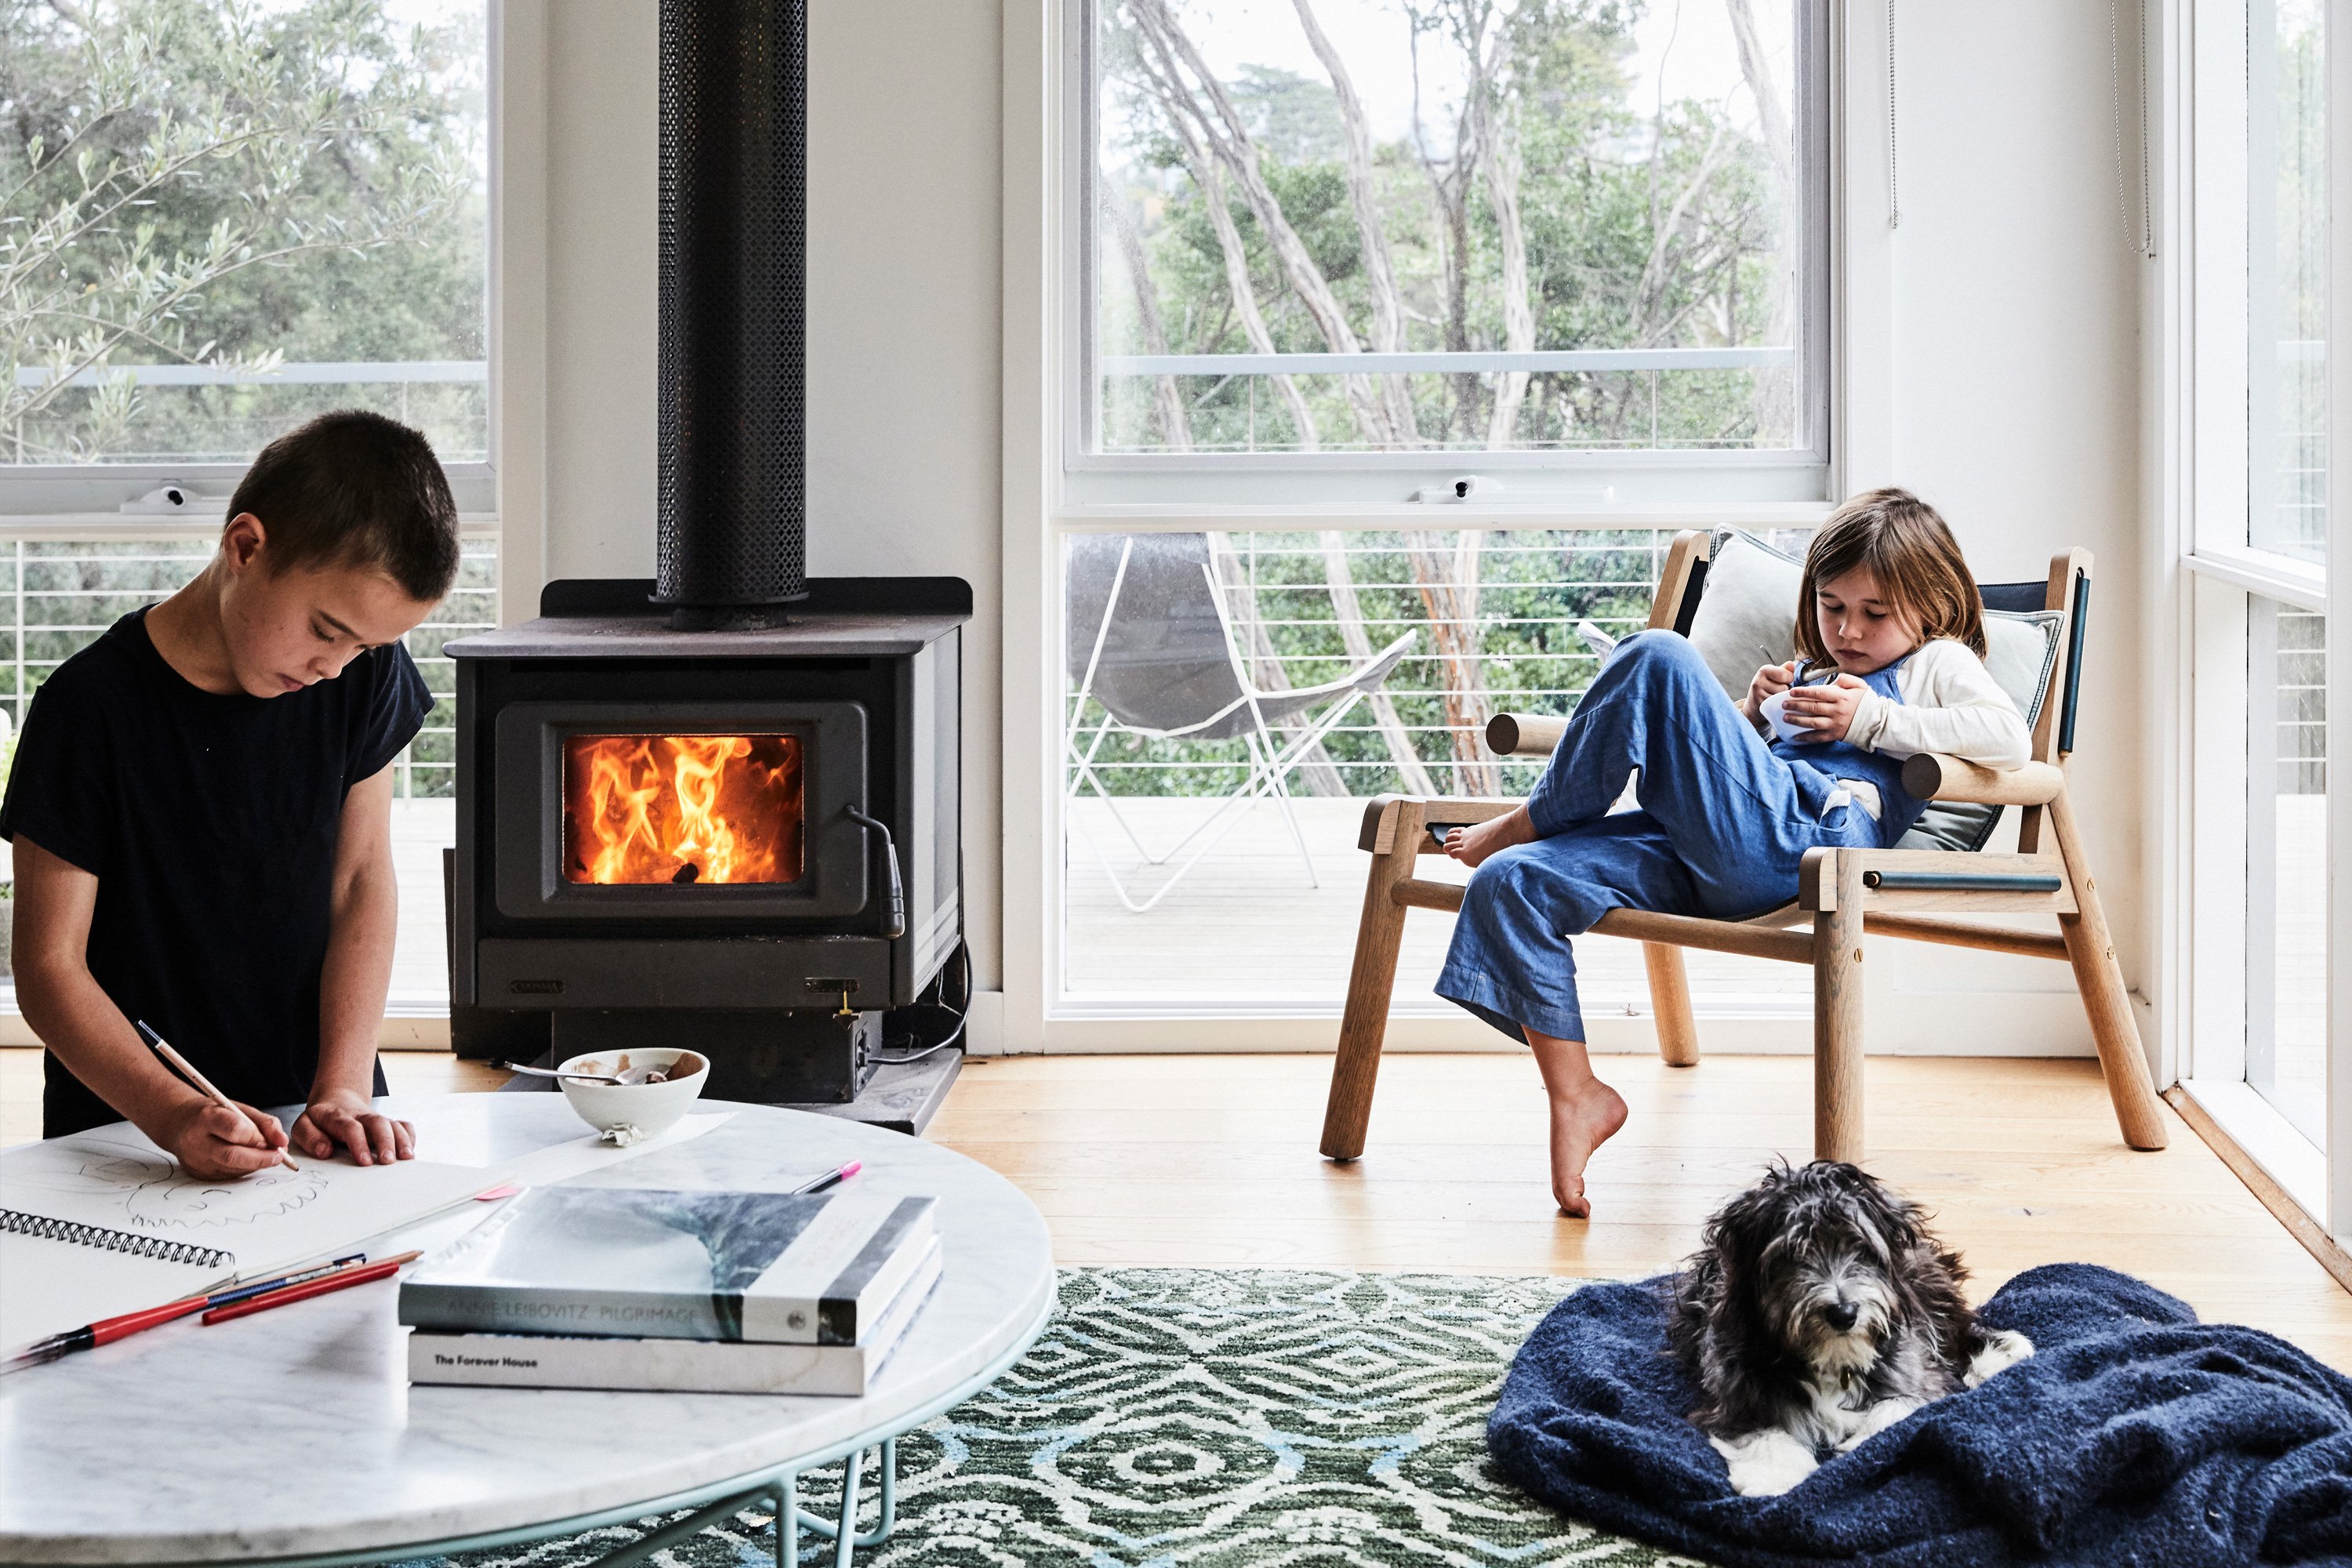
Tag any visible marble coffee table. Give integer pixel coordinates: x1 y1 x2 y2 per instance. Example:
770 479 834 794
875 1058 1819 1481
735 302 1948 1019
1 1095 1057 1566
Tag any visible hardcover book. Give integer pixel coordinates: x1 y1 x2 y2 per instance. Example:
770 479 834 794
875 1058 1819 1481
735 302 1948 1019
408 1239 942 1395
399 1185 938 1345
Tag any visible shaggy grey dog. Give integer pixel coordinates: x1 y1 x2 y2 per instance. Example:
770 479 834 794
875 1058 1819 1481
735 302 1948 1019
1666 1160 2034 1496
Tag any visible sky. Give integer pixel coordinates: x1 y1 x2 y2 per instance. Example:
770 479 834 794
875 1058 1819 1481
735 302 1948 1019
1154 0 1789 149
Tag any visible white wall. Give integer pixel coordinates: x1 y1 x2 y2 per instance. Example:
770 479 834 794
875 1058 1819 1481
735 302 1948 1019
1868 0 2150 1045
506 0 2150 1055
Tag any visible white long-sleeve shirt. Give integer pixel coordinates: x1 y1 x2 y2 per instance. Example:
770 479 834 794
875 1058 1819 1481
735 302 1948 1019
1773 638 2031 818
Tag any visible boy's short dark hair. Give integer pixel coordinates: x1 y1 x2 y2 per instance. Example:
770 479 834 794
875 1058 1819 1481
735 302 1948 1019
227 409 460 603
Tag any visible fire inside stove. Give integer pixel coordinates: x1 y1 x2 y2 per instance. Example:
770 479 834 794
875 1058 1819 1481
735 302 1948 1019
562 733 804 885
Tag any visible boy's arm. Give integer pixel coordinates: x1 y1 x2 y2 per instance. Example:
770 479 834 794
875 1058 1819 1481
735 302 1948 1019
294 763 416 1166
13 837 292 1177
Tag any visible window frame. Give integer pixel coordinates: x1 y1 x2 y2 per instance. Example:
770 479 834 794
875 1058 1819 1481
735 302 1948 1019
1060 0 1837 514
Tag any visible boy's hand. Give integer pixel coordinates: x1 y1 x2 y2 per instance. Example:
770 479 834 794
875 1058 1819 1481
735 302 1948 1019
156 1098 292 1180
294 1087 416 1167
1744 659 1798 719
1781 673 1867 742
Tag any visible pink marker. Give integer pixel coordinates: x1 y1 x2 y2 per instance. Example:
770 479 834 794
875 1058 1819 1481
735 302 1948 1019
792 1160 861 1196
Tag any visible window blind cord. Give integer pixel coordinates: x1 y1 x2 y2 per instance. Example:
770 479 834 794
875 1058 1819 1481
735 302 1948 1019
2111 0 2156 260
1886 0 1900 230
2137 0 2154 258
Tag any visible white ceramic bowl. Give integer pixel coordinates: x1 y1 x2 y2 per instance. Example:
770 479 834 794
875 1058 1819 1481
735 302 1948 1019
554 1047 710 1138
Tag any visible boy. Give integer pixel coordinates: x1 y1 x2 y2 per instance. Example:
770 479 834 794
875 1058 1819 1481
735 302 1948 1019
5 409 458 1178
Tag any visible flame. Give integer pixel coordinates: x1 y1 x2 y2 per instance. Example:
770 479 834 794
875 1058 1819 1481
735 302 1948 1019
563 733 804 884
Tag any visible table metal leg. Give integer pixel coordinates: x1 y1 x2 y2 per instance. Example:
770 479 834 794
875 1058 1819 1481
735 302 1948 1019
586 1481 783 1568
786 1438 898 1559
568 1437 897 1568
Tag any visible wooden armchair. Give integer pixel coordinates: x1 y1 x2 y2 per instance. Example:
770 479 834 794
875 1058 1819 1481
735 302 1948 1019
1319 530 2169 1166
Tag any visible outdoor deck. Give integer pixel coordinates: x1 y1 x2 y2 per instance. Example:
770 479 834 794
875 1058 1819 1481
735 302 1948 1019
1063 793 1806 1013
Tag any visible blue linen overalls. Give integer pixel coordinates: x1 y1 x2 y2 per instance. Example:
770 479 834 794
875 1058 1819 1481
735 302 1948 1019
1434 631 1926 1044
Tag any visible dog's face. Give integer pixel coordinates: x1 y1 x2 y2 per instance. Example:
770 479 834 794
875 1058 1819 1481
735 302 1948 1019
1706 1161 1924 1377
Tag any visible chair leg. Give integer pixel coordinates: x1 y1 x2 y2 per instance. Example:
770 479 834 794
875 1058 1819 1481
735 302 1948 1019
2048 793 2170 1150
1321 819 1419 1162
1813 854 1866 1163
1642 942 1700 1066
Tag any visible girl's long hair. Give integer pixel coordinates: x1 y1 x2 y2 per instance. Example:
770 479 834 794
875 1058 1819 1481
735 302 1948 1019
1795 489 1987 662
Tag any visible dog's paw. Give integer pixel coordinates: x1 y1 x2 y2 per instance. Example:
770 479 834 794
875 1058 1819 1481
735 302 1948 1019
1835 1397 1924 1451
1711 1428 1820 1496
1964 1328 2035 1388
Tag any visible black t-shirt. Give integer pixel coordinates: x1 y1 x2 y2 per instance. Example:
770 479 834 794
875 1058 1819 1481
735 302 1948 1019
2 608 430 1137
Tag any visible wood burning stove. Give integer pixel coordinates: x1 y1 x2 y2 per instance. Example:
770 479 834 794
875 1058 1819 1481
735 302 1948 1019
445 576 967 1104
441 2 970 1111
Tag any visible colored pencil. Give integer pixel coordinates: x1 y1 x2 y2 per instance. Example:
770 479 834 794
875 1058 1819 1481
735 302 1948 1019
0 1251 372 1373
791 1160 861 1196
203 1252 371 1310
199 1250 423 1326
133 1019 299 1171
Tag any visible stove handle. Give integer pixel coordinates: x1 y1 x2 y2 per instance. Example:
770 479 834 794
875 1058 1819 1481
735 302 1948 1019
844 807 907 938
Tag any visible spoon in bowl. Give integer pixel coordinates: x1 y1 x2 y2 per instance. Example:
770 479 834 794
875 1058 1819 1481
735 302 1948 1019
494 1061 673 1086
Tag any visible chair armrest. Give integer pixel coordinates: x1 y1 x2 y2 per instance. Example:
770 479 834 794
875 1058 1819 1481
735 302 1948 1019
1899 753 2065 806
1358 795 1521 854
1486 713 1566 757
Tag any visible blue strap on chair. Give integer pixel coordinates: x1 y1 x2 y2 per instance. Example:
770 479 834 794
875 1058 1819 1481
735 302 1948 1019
2060 570 2089 757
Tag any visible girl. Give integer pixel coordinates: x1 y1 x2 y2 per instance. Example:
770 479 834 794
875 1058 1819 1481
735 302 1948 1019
1436 490 2031 1218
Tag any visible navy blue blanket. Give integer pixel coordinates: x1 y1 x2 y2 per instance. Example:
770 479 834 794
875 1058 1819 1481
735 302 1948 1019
1488 1264 2352 1566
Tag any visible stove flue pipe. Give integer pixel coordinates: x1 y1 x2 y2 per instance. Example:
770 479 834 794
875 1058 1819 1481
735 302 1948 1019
652 0 808 630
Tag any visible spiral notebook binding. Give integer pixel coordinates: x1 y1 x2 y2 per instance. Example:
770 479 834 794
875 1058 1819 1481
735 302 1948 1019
2 1208 234 1269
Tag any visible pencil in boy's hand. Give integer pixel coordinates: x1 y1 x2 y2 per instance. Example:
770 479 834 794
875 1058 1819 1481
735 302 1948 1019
134 1019 298 1171
198 1250 422 1326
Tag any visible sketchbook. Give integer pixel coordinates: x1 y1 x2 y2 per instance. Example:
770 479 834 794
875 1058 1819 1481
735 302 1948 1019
0 1127 495 1354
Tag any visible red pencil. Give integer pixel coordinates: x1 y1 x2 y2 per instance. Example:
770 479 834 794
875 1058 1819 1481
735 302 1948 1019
199 1250 422 1326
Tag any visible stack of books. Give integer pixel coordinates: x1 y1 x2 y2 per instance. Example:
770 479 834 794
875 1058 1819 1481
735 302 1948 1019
399 1185 941 1395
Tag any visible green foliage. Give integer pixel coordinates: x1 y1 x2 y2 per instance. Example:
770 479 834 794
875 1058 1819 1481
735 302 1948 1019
0 0 484 463
1098 0 1789 452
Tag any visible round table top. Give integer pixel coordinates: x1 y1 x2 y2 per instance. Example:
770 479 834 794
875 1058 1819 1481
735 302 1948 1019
2 1095 1057 1565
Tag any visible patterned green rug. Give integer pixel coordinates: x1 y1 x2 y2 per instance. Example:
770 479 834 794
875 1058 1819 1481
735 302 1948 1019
423 1268 1696 1566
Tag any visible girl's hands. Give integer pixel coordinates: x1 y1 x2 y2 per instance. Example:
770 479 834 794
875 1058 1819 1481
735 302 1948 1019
1744 659 1798 720
1780 673 1868 742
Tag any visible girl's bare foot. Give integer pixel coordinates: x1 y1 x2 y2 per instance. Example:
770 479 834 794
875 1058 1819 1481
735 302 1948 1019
1546 1077 1628 1219
1445 805 1537 867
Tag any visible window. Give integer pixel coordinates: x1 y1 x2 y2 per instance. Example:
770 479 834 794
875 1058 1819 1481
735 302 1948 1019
0 1 495 1019
0 0 490 512
1073 0 1829 506
2245 601 2325 1144
2174 0 2340 1218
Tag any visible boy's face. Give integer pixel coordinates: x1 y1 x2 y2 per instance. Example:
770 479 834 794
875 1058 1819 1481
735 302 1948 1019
216 514 437 698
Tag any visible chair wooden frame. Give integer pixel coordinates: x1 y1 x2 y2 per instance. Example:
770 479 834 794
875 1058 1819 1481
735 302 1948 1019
1318 530 2169 1165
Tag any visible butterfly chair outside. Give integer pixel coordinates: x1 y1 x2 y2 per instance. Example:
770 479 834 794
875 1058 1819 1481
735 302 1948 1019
1066 533 1416 913
1317 530 2169 1166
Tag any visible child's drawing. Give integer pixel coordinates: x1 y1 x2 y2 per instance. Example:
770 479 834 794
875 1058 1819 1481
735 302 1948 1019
5 1135 330 1232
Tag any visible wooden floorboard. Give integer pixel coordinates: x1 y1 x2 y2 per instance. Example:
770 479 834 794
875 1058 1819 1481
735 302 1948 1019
7 1046 2349 1368
928 1053 2352 1370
